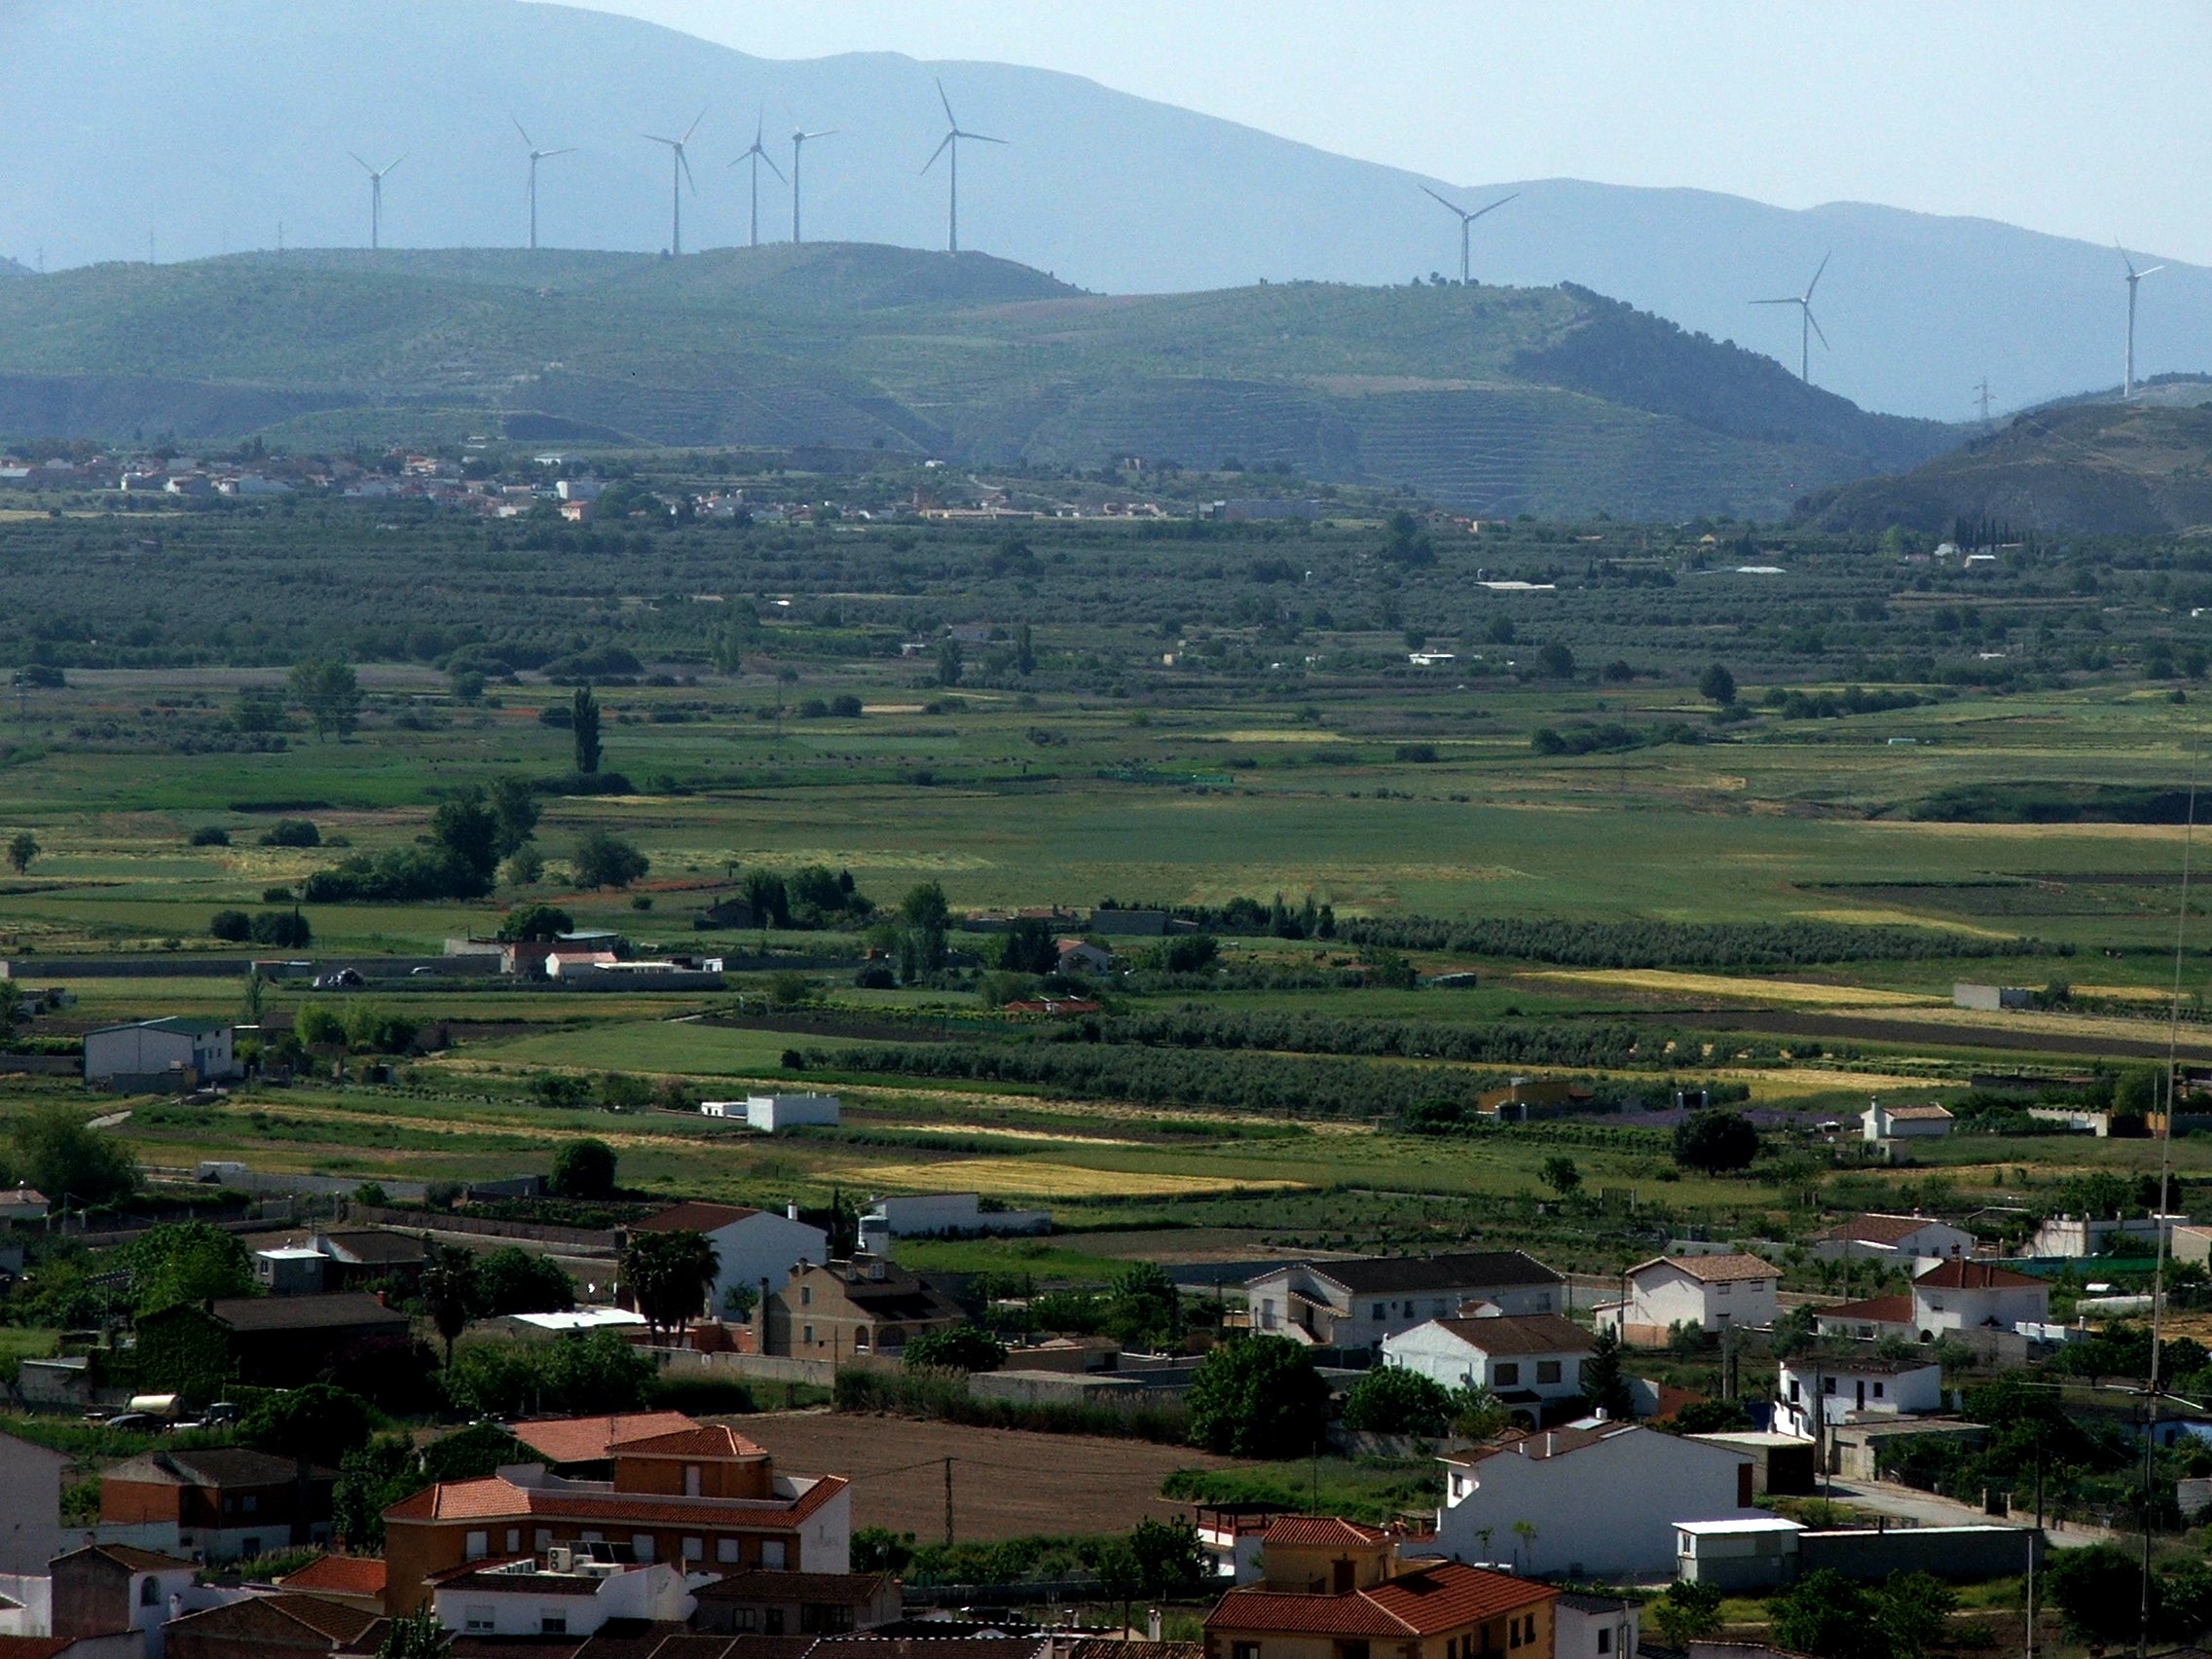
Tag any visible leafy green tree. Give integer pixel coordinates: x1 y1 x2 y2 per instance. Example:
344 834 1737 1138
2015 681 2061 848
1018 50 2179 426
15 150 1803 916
1767 1569 1956 1659
289 657 361 741
1539 1155 1581 1197
1103 1262 1185 1348
1536 642 1575 677
441 1332 653 1419
936 637 964 686
1667 1398 1753 1434
573 830 648 889
14 1107 137 1206
571 685 603 774
743 868 790 930
240 1382 375 1466
1650 1582 1722 1647
1341 1366 1454 1436
1448 1385 1509 1440
295 1004 348 1049
473 1247 574 1316
1186 1335 1330 1457
6 831 38 875
496 903 572 942
421 1243 476 1368
999 914 1058 975
126 1221 254 1314
903 1326 1008 1373
622 1229 719 1339
1674 1107 1761 1173
375 1607 452 1659
1699 662 1738 705
1128 1515 1207 1596
2046 1543 2149 1643
902 880 951 974
489 779 540 858
1015 623 1036 675
550 1137 617 1199
429 789 502 895
1579 1327 1634 1418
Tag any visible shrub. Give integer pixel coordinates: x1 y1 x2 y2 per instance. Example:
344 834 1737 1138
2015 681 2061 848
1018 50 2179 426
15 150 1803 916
573 830 649 890
1340 1367 1453 1436
550 1138 617 1199
1186 1336 1329 1457
903 1327 1008 1373
1674 1108 1761 1173
188 827 232 847
248 909 311 948
259 819 321 848
209 909 252 942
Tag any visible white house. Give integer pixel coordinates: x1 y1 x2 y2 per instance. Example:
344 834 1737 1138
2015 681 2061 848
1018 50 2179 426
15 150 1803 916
432 1554 693 1637
1054 940 1115 976
1601 1254 1778 1346
1811 1294 1916 1343
1247 1251 1565 1351
1382 1313 1594 1417
857 1193 1051 1253
1432 1421 1759 1578
1774 1354 1944 1439
2025 1214 2179 1259
1555 1592 1639 1659
1809 1212 1974 1268
0 1428 66 1574
1862 1099 1954 1144
0 1187 51 1228
699 1094 842 1132
625 1202 827 1320
1910 1259 2049 1337
83 1018 240 1090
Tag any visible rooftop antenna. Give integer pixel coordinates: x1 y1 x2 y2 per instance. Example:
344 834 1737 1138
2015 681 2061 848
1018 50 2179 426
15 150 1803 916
1419 186 1518 284
730 112 785 249
350 154 403 251
514 120 575 252
643 111 706 256
922 79 1007 256
1751 250 1830 384
2120 243 2166 400
791 123 836 244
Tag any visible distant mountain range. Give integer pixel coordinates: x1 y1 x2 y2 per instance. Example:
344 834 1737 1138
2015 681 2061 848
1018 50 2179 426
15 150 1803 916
0 243 1957 521
1804 394 2212 536
1 0 2207 421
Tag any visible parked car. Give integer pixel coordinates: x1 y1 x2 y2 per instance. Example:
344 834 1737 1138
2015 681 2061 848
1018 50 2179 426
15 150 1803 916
203 1401 241 1423
103 1412 160 1432
313 969 365 990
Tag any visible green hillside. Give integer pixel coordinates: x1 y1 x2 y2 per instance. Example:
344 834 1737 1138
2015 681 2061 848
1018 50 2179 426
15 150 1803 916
1803 401 2212 537
0 243 1957 518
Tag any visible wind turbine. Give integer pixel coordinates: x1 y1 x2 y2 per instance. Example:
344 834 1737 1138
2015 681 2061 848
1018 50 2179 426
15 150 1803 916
350 153 403 251
729 114 785 249
2120 243 2166 399
643 111 706 256
922 79 1007 255
790 123 836 244
1751 251 1831 384
1419 186 1518 284
514 120 574 251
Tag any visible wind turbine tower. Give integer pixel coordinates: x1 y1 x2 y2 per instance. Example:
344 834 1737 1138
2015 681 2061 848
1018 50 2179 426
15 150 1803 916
1419 186 1518 283
923 80 1007 255
2120 244 2165 399
515 121 575 251
643 112 706 255
731 115 785 249
1751 252 1831 384
791 124 836 244
350 154 404 251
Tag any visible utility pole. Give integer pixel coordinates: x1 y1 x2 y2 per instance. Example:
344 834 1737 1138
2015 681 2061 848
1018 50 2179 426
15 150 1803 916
943 1456 955 1546
1975 379 1994 426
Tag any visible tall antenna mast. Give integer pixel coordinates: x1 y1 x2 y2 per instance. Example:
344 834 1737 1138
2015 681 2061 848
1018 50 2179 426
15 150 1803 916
1974 379 1993 427
2142 737 2197 1659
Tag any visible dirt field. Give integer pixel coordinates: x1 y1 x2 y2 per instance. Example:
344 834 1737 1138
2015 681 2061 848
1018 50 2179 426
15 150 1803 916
733 1411 1237 1542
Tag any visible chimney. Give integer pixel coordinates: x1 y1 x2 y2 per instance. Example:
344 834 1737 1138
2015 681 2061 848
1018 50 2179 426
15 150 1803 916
788 1202 800 1221
375 1289 388 1307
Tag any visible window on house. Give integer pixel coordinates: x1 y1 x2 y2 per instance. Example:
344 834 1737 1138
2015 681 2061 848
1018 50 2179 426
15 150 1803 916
1597 1631 1611 1654
1535 1360 1561 1384
540 1613 568 1636
506 1529 521 1554
1537 1294 1553 1310
464 1607 495 1634
1788 1380 1800 1402
241 1494 259 1514
803 1324 815 1345
765 1610 787 1636
718 1539 741 1564
1822 1377 1836 1395
761 1540 788 1569
1233 1644 1260 1659
1717 1282 1732 1296
1494 1362 1520 1385
684 1537 704 1562
535 1530 553 1551
632 1533 654 1563
139 1578 159 1607
1373 1304 1385 1318
1874 1382 1886 1399
685 1465 702 1496
465 1530 490 1561
801 1286 812 1305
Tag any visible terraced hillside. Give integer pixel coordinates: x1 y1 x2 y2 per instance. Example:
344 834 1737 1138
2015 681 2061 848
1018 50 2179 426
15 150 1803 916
0 243 1959 518
1804 401 2212 536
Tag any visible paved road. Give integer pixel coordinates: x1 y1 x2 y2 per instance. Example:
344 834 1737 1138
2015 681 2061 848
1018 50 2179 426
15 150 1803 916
1823 1475 2118 1548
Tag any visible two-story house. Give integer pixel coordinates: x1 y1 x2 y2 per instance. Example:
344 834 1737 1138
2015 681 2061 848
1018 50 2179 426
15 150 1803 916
1909 1259 2049 1337
1245 1252 1565 1351
1808 1213 1974 1268
760 1255 966 1360
1201 1518 1557 1659
1382 1314 1594 1423
1601 1255 1778 1346
97 1449 338 1563
382 1419 851 1614
1774 1353 1944 1441
624 1202 827 1321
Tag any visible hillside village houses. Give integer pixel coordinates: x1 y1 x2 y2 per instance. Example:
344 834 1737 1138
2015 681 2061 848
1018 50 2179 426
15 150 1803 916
1862 1097 1956 1147
1773 1352 1945 1440
1808 1211 1974 1267
1382 1313 1595 1422
1599 1254 1779 1346
620 1201 827 1321
1245 1251 1563 1350
1814 1257 2053 1343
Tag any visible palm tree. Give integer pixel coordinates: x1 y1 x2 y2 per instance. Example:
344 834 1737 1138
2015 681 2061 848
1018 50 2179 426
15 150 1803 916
1509 1520 1538 1574
622 1229 719 1340
421 1241 475 1369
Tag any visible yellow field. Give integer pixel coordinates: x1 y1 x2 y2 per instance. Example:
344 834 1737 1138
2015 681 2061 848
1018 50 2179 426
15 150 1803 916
1206 730 1347 744
1791 905 2018 940
1520 969 1942 1008
848 1158 1309 1198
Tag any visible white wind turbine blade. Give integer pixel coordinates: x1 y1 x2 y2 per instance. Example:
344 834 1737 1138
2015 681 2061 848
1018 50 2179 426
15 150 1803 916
679 146 696 191
964 131 1009 146
383 156 405 177
921 132 953 174
1750 297 1797 307
2139 264 2168 279
1420 184 1470 222
938 78 958 129
1467 192 1519 224
682 109 707 144
542 148 575 161
1803 249 1831 301
1806 309 1831 350
514 118 535 150
350 152 373 174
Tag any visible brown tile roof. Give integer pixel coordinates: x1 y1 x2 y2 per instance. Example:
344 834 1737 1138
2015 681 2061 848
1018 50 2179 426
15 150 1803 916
1283 1251 1562 1296
201 1293 411 1335
166 1594 382 1650
692 1572 894 1606
0 1641 72 1659
384 1473 849 1529
610 1423 767 1459
1915 1260 2044 1291
55 1543 197 1572
104 1448 338 1490
1813 1214 1945 1245
1422 1313 1595 1356
1632 1253 1775 1284
1882 1105 1954 1123
1449 1421 1640 1467
1069 1644 1201 1659
511 1413 700 1466
1205 1563 1554 1638
634 1202 762 1235
280 1556 390 1597
1813 1294 1914 1325
1262 1516 1391 1548
317 1230 427 1266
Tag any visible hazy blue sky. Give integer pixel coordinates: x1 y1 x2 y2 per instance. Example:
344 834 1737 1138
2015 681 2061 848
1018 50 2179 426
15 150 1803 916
556 0 2212 264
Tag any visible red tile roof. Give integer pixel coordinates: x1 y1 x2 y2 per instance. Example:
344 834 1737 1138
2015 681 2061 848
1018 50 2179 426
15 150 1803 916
1422 1314 1595 1356
1814 1294 1913 1325
633 1202 762 1235
1914 1260 2044 1291
1262 1517 1391 1548
1813 1213 1945 1246
511 1413 700 1466
1632 1253 1775 1284
610 1424 767 1459
1206 1563 1554 1638
384 1473 849 1530
0 1641 72 1659
279 1556 389 1597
